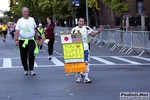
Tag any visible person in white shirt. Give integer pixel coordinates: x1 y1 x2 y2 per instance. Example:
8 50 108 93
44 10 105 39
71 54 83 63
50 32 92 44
15 7 38 76
71 17 103 83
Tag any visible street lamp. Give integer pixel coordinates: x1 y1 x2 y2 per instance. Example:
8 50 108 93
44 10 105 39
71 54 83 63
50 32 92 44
124 10 130 31
142 8 146 14
141 8 147 30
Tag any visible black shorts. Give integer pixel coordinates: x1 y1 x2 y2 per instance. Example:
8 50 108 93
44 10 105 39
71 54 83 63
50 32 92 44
2 31 7 35
38 36 42 40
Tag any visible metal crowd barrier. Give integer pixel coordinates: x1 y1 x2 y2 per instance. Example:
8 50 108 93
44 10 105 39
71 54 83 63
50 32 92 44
90 28 150 56
110 30 125 51
54 26 72 36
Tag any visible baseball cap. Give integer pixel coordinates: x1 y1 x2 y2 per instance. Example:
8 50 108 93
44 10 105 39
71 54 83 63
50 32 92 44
39 23 42 26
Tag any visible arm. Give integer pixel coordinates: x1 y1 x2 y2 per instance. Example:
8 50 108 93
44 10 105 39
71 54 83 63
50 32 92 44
15 30 19 45
35 28 38 40
32 18 38 40
47 24 55 30
90 26 103 36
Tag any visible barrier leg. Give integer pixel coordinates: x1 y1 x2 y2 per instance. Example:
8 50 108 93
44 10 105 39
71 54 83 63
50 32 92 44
127 48 133 55
124 48 131 54
119 46 125 52
95 40 101 45
111 45 117 51
121 47 127 53
103 42 108 47
138 50 145 56
91 38 97 44
138 49 150 56
106 42 111 48
110 44 116 51
99 41 105 47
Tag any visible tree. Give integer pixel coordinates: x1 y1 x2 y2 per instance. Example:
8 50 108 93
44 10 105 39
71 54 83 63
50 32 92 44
88 0 100 27
102 0 129 29
8 0 89 27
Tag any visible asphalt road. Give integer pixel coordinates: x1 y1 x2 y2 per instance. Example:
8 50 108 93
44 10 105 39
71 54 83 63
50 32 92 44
0 33 150 100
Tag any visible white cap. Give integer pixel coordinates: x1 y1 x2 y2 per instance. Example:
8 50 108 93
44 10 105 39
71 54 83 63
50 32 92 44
39 23 42 26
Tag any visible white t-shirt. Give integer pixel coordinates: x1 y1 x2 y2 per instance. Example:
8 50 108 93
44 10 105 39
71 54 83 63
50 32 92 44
15 17 37 38
71 26 93 50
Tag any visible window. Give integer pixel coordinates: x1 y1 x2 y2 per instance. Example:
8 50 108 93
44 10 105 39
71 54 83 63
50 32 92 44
136 0 143 13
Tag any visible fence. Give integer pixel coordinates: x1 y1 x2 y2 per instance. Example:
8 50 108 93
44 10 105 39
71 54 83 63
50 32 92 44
54 26 72 36
54 26 150 56
91 29 150 56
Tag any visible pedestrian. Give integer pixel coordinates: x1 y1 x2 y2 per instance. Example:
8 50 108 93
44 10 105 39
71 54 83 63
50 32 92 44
9 22 15 39
0 23 2 37
1 22 8 42
37 23 45 53
147 23 150 40
71 17 103 83
44 17 55 60
147 23 150 31
15 7 39 76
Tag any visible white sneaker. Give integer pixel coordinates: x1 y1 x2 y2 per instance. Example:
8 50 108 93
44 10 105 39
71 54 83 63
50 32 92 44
39 50 42 53
84 78 92 83
48 55 52 60
30 71 36 76
76 75 81 83
24 71 28 75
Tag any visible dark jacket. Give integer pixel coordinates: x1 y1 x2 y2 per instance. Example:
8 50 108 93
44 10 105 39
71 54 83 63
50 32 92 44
147 26 150 31
45 23 55 39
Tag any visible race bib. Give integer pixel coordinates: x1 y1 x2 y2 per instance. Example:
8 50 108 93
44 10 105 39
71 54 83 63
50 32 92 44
81 32 87 43
23 26 31 33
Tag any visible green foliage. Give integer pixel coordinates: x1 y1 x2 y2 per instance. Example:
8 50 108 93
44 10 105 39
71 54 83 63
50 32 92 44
8 0 101 25
102 0 129 15
9 0 74 20
88 0 100 10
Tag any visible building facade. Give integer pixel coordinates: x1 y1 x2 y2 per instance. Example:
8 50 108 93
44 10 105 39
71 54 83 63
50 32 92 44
98 0 150 28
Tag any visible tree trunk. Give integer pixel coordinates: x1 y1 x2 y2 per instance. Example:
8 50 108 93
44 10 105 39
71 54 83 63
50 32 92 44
93 8 99 28
120 13 126 30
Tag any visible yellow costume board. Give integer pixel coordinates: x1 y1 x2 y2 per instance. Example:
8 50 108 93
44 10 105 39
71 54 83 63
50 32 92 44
62 43 84 63
61 33 85 73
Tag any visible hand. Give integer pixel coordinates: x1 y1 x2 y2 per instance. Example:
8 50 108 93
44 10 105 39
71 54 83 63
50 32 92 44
98 26 104 33
36 39 39 44
44 28 47 31
15 40 19 46
66 30 71 34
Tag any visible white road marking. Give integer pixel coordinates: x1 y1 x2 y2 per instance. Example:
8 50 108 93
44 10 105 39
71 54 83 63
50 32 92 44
132 56 150 62
51 57 64 66
34 62 38 67
91 56 115 65
110 56 141 65
3 58 12 68
1 56 150 68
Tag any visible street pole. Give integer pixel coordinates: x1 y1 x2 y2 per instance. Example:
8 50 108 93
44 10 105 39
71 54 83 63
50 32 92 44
86 0 89 26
